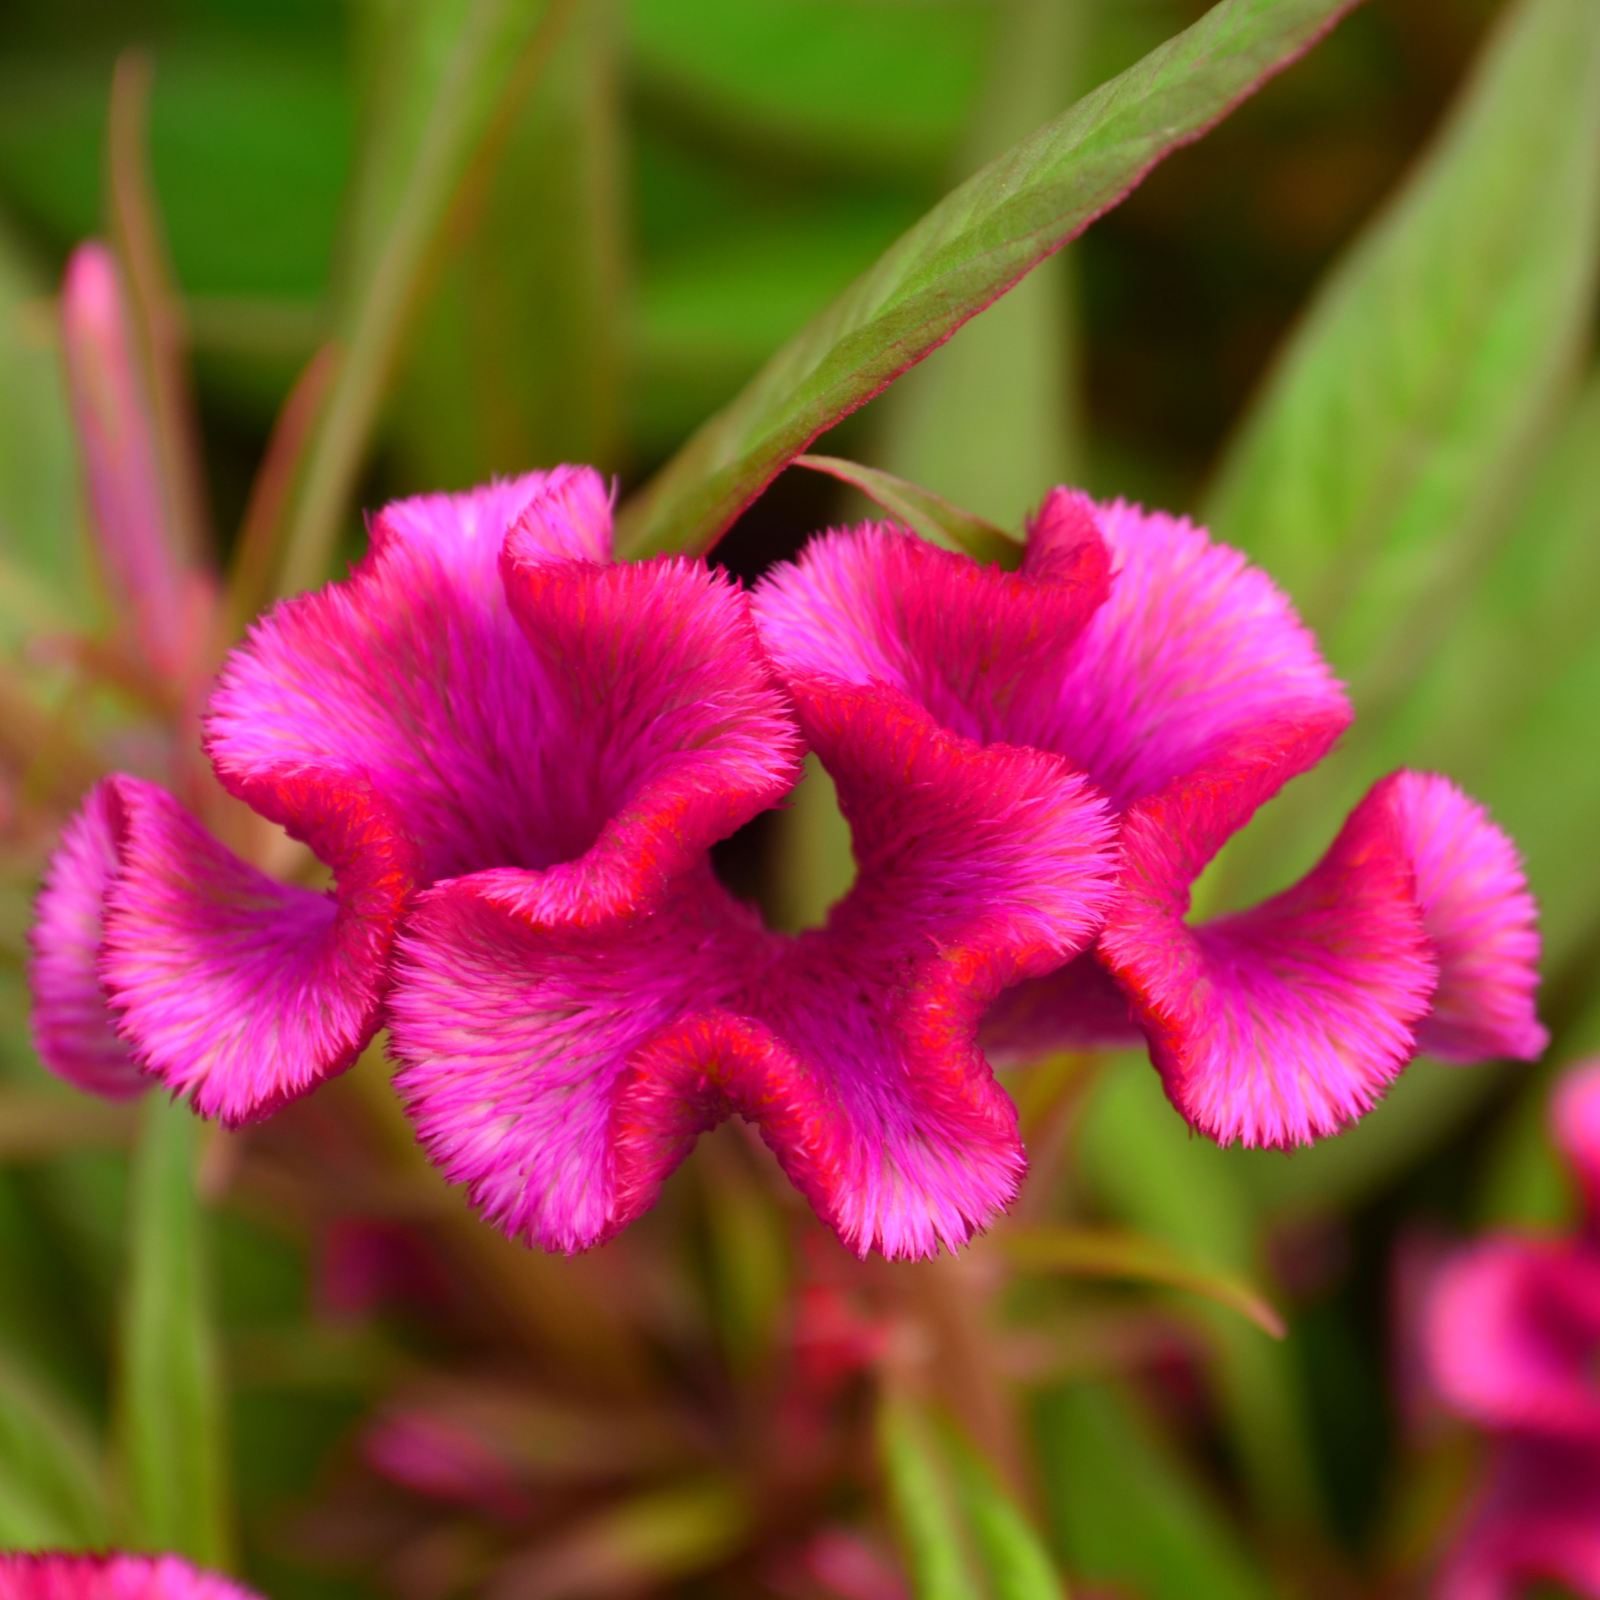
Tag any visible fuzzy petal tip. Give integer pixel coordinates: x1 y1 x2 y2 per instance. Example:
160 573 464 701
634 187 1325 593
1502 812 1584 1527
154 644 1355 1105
29 780 148 1099
1391 770 1546 1064
31 775 400 1123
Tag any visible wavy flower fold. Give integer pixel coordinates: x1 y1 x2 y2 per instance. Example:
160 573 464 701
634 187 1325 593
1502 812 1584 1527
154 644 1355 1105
30 469 1545 1260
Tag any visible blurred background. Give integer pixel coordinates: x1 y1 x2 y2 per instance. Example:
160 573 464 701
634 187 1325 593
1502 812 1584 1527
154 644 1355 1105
2 1 1597 1598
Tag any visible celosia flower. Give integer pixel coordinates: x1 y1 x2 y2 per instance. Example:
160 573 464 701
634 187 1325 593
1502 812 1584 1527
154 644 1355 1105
1423 1060 1600 1600
387 495 1119 1259
0 1553 259 1600
32 467 801 1123
34 465 1117 1259
752 491 1546 1149
32 468 1541 1262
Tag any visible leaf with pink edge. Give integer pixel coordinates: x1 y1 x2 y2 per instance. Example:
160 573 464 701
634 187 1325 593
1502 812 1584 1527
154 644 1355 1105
614 0 1360 560
793 455 1021 567
1003 1224 1286 1339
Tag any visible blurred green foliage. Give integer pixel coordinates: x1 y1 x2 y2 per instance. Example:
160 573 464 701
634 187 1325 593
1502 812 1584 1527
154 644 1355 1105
0 1 1597 1598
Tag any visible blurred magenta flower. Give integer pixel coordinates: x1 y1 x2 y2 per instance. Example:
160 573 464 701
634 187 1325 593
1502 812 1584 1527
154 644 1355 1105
0 1553 259 1600
1424 1060 1600 1599
318 1217 451 1320
59 242 210 689
754 491 1546 1150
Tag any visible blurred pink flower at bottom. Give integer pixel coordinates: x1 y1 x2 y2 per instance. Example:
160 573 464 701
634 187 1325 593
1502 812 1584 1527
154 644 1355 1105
1424 1059 1600 1598
0 1554 259 1600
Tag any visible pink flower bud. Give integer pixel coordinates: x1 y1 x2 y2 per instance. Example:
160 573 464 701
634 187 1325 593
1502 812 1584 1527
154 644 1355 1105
60 242 199 685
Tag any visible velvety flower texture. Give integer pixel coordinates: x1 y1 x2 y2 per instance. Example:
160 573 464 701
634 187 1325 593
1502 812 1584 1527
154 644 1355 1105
1423 1060 1600 1600
32 467 1542 1262
389 493 1120 1260
32 468 801 1127
0 1553 259 1600
753 491 1546 1149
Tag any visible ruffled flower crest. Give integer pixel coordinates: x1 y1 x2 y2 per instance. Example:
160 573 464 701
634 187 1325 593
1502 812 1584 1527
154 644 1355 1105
388 495 1121 1260
32 467 801 1127
754 490 1546 1151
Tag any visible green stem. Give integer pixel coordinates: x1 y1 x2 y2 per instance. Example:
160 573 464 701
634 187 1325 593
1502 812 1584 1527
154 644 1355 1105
117 1094 231 1567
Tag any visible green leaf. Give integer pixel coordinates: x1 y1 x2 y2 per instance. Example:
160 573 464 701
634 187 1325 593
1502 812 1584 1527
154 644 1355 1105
1075 1057 1323 1532
794 455 1022 566
872 0 1089 529
1036 1381 1279 1600
942 1426 1069 1600
270 0 570 599
1370 369 1600 982
880 1395 1069 1600
1202 0 1600 907
614 0 1359 560
0 1343 109 1548
627 0 993 175
116 1094 230 1566
1003 1224 1285 1338
1209 0 1600 699
878 1397 985 1600
0 209 89 632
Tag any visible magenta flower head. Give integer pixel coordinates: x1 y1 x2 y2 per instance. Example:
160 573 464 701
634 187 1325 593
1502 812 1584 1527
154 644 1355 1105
753 491 1546 1150
1423 1060 1600 1599
0 1553 260 1600
387 496 1119 1260
31 467 800 1124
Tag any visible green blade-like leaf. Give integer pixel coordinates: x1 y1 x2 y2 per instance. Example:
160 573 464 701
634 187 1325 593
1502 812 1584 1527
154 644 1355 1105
1037 1381 1279 1600
1003 1225 1285 1339
1202 0 1600 905
0 209 90 633
613 0 1359 560
0 1344 110 1548
1075 1058 1323 1533
1209 0 1600 697
942 1425 1069 1600
1360 369 1600 990
794 455 1021 566
269 0 570 600
116 1094 230 1566
879 1396 985 1600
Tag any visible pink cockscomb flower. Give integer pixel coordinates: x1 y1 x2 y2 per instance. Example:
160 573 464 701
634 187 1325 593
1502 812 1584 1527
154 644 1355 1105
31 467 801 1125
1423 1060 1600 1600
753 490 1546 1151
35 464 1118 1260
0 1552 260 1600
387 493 1120 1261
